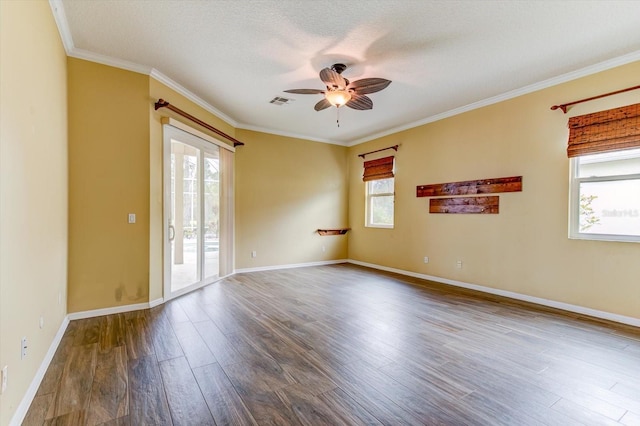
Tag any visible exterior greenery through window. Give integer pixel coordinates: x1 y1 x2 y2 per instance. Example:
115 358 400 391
570 148 640 242
366 178 394 228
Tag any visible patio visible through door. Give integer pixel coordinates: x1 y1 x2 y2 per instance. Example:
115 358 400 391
164 124 228 299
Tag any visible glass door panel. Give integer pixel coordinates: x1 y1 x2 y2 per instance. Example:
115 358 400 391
170 141 201 293
164 123 230 301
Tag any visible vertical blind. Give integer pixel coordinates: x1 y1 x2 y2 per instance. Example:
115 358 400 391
362 156 394 181
567 103 640 158
219 148 234 277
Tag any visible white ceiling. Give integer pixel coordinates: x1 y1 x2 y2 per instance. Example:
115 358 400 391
53 0 640 146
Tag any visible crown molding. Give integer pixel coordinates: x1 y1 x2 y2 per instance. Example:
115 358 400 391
346 49 640 147
235 123 346 146
47 0 238 129
68 48 152 75
48 0 73 54
48 0 149 76
47 0 640 148
149 69 238 127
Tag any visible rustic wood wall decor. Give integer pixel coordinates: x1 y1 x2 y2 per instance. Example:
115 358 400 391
317 228 350 236
416 176 522 197
430 196 499 214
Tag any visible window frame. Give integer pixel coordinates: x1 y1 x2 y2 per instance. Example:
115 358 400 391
365 177 395 229
569 153 640 243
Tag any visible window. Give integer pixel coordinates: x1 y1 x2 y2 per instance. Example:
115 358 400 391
569 148 640 242
363 155 395 228
566 103 640 242
366 177 394 228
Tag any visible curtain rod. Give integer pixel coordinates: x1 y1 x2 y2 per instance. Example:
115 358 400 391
358 144 398 159
550 84 640 113
154 99 245 147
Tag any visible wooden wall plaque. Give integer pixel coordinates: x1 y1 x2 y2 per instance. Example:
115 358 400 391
417 176 522 197
429 196 499 214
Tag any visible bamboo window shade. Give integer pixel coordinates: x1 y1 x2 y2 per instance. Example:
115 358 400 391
567 103 640 158
363 156 394 181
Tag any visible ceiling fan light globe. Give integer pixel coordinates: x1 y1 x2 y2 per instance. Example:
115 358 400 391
325 90 352 107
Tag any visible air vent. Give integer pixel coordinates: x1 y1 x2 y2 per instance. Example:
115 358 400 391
269 96 294 106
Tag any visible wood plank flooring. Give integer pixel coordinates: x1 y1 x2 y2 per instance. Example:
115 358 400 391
23 264 640 425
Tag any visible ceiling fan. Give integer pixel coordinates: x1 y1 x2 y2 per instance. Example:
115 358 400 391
284 63 391 112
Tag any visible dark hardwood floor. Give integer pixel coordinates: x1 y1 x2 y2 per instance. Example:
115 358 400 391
23 263 640 425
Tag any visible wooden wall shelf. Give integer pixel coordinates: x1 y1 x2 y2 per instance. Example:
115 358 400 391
317 229 351 236
430 196 499 214
417 176 522 197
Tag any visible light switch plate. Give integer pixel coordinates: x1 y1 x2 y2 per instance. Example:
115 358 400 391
128 213 136 224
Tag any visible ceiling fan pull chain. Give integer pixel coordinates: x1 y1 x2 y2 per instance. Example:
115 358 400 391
337 107 340 127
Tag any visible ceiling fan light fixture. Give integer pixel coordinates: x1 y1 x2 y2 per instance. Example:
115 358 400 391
325 89 351 107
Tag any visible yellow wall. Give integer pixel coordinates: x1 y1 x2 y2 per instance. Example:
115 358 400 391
0 1 68 423
235 130 349 269
1 4 638 421
348 61 640 320
67 58 150 312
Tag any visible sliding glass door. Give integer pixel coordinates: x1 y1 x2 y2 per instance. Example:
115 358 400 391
164 123 231 299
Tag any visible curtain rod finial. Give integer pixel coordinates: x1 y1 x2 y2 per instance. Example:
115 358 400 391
155 99 169 110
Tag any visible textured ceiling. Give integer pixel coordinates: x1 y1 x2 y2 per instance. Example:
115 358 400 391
54 0 640 145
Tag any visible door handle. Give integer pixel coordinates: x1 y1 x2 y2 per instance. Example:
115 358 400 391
169 225 175 242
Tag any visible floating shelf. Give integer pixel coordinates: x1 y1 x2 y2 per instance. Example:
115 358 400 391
317 228 351 236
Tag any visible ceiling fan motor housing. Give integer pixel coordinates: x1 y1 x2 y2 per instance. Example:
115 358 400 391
332 63 347 74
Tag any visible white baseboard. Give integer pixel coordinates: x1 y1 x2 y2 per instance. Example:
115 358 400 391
235 259 348 274
348 259 640 328
67 302 152 320
10 258 638 425
149 298 164 308
12 300 165 423
10 316 70 426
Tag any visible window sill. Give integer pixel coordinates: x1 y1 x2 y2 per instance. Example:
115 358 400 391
569 233 640 243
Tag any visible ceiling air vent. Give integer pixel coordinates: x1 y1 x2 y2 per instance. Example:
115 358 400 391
269 96 294 106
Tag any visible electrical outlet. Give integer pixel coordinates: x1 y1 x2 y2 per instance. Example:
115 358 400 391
251 250 257 258
456 260 463 269
1 365 7 394
322 245 326 253
423 256 429 264
21 337 28 359
39 316 44 329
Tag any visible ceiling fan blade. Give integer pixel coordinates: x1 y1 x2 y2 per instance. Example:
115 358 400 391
348 78 391 95
346 94 373 110
319 67 347 89
314 98 332 111
284 89 324 95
